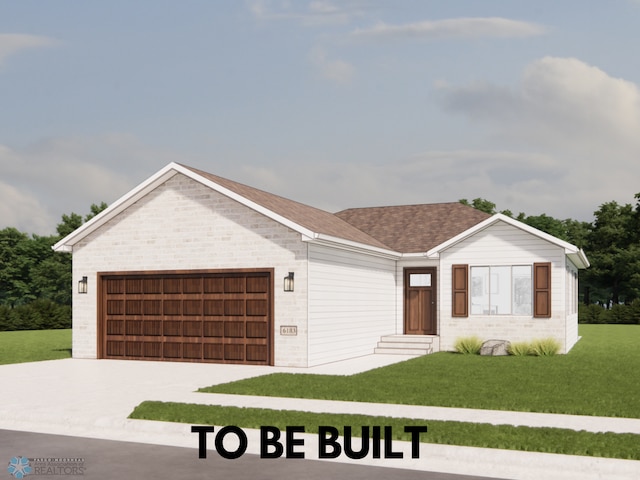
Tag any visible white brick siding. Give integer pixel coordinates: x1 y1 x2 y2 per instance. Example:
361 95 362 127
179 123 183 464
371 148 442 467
71 173 309 366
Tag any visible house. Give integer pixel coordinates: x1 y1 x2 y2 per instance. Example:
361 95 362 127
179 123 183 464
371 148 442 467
53 163 589 367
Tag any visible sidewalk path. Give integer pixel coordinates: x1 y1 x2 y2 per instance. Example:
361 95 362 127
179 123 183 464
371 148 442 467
159 391 640 434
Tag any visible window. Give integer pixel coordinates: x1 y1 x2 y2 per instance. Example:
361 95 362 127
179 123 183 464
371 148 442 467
470 266 532 315
451 262 551 318
409 273 431 287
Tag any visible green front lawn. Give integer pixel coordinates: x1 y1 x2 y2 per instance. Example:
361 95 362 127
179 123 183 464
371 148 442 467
0 329 72 365
200 325 640 418
129 402 640 460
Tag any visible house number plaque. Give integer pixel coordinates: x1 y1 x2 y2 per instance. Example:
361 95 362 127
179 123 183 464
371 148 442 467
280 326 297 336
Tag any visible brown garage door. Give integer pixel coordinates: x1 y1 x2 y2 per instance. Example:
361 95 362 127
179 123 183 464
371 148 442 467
98 269 273 365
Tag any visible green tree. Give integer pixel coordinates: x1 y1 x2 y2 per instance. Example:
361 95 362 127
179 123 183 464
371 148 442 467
459 198 497 215
516 213 567 240
56 213 83 238
563 219 591 250
1 202 108 330
0 228 33 306
514 213 591 248
1 202 108 308
56 202 108 237
31 234 73 305
584 199 640 305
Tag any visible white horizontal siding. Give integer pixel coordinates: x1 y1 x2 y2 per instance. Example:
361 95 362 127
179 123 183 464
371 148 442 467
565 261 579 351
439 220 573 353
308 244 396 366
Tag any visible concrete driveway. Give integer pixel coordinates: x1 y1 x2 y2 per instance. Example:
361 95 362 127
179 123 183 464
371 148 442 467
0 355 418 436
1 358 277 435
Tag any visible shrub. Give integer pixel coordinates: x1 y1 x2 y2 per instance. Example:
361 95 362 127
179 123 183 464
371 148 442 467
0 299 71 331
454 336 483 354
629 299 640 325
508 341 531 356
608 303 638 324
579 301 640 324
578 303 604 324
530 337 561 356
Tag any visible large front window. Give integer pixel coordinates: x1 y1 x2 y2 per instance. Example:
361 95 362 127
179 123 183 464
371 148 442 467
470 265 532 315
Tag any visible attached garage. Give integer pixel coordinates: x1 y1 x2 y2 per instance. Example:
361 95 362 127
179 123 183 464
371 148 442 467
98 269 273 365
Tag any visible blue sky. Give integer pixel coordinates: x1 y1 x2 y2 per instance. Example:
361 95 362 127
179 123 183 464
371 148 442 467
2 1 640 235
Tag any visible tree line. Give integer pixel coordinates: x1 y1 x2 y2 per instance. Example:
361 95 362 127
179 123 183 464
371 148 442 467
0 203 107 330
1 194 639 330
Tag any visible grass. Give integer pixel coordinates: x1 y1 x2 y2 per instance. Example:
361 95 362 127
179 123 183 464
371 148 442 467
200 325 640 418
129 401 640 460
0 329 72 365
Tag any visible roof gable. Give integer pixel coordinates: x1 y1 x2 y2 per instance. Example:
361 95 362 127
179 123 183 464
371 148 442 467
425 213 590 268
53 163 392 254
335 203 491 253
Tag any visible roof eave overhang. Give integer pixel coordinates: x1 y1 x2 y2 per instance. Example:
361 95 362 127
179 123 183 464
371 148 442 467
400 252 439 259
305 233 401 260
567 248 590 269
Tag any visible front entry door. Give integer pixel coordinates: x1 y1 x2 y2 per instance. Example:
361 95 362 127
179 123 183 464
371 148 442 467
404 268 437 335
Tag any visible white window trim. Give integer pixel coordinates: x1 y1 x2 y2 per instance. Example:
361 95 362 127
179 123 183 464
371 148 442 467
470 264 533 316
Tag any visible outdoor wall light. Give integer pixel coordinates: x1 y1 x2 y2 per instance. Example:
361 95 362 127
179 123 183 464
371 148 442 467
283 272 294 292
78 276 88 294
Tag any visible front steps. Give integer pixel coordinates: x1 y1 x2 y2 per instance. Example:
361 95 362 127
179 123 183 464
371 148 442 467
374 335 439 356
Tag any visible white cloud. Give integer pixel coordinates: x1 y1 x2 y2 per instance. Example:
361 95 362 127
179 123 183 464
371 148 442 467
249 0 362 26
0 180 52 234
228 51 640 222
437 56 640 154
0 134 189 235
520 57 640 146
352 17 545 40
308 46 355 84
434 56 640 219
0 33 58 67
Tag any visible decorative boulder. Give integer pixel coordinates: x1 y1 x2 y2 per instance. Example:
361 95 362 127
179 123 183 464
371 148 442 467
480 339 511 356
